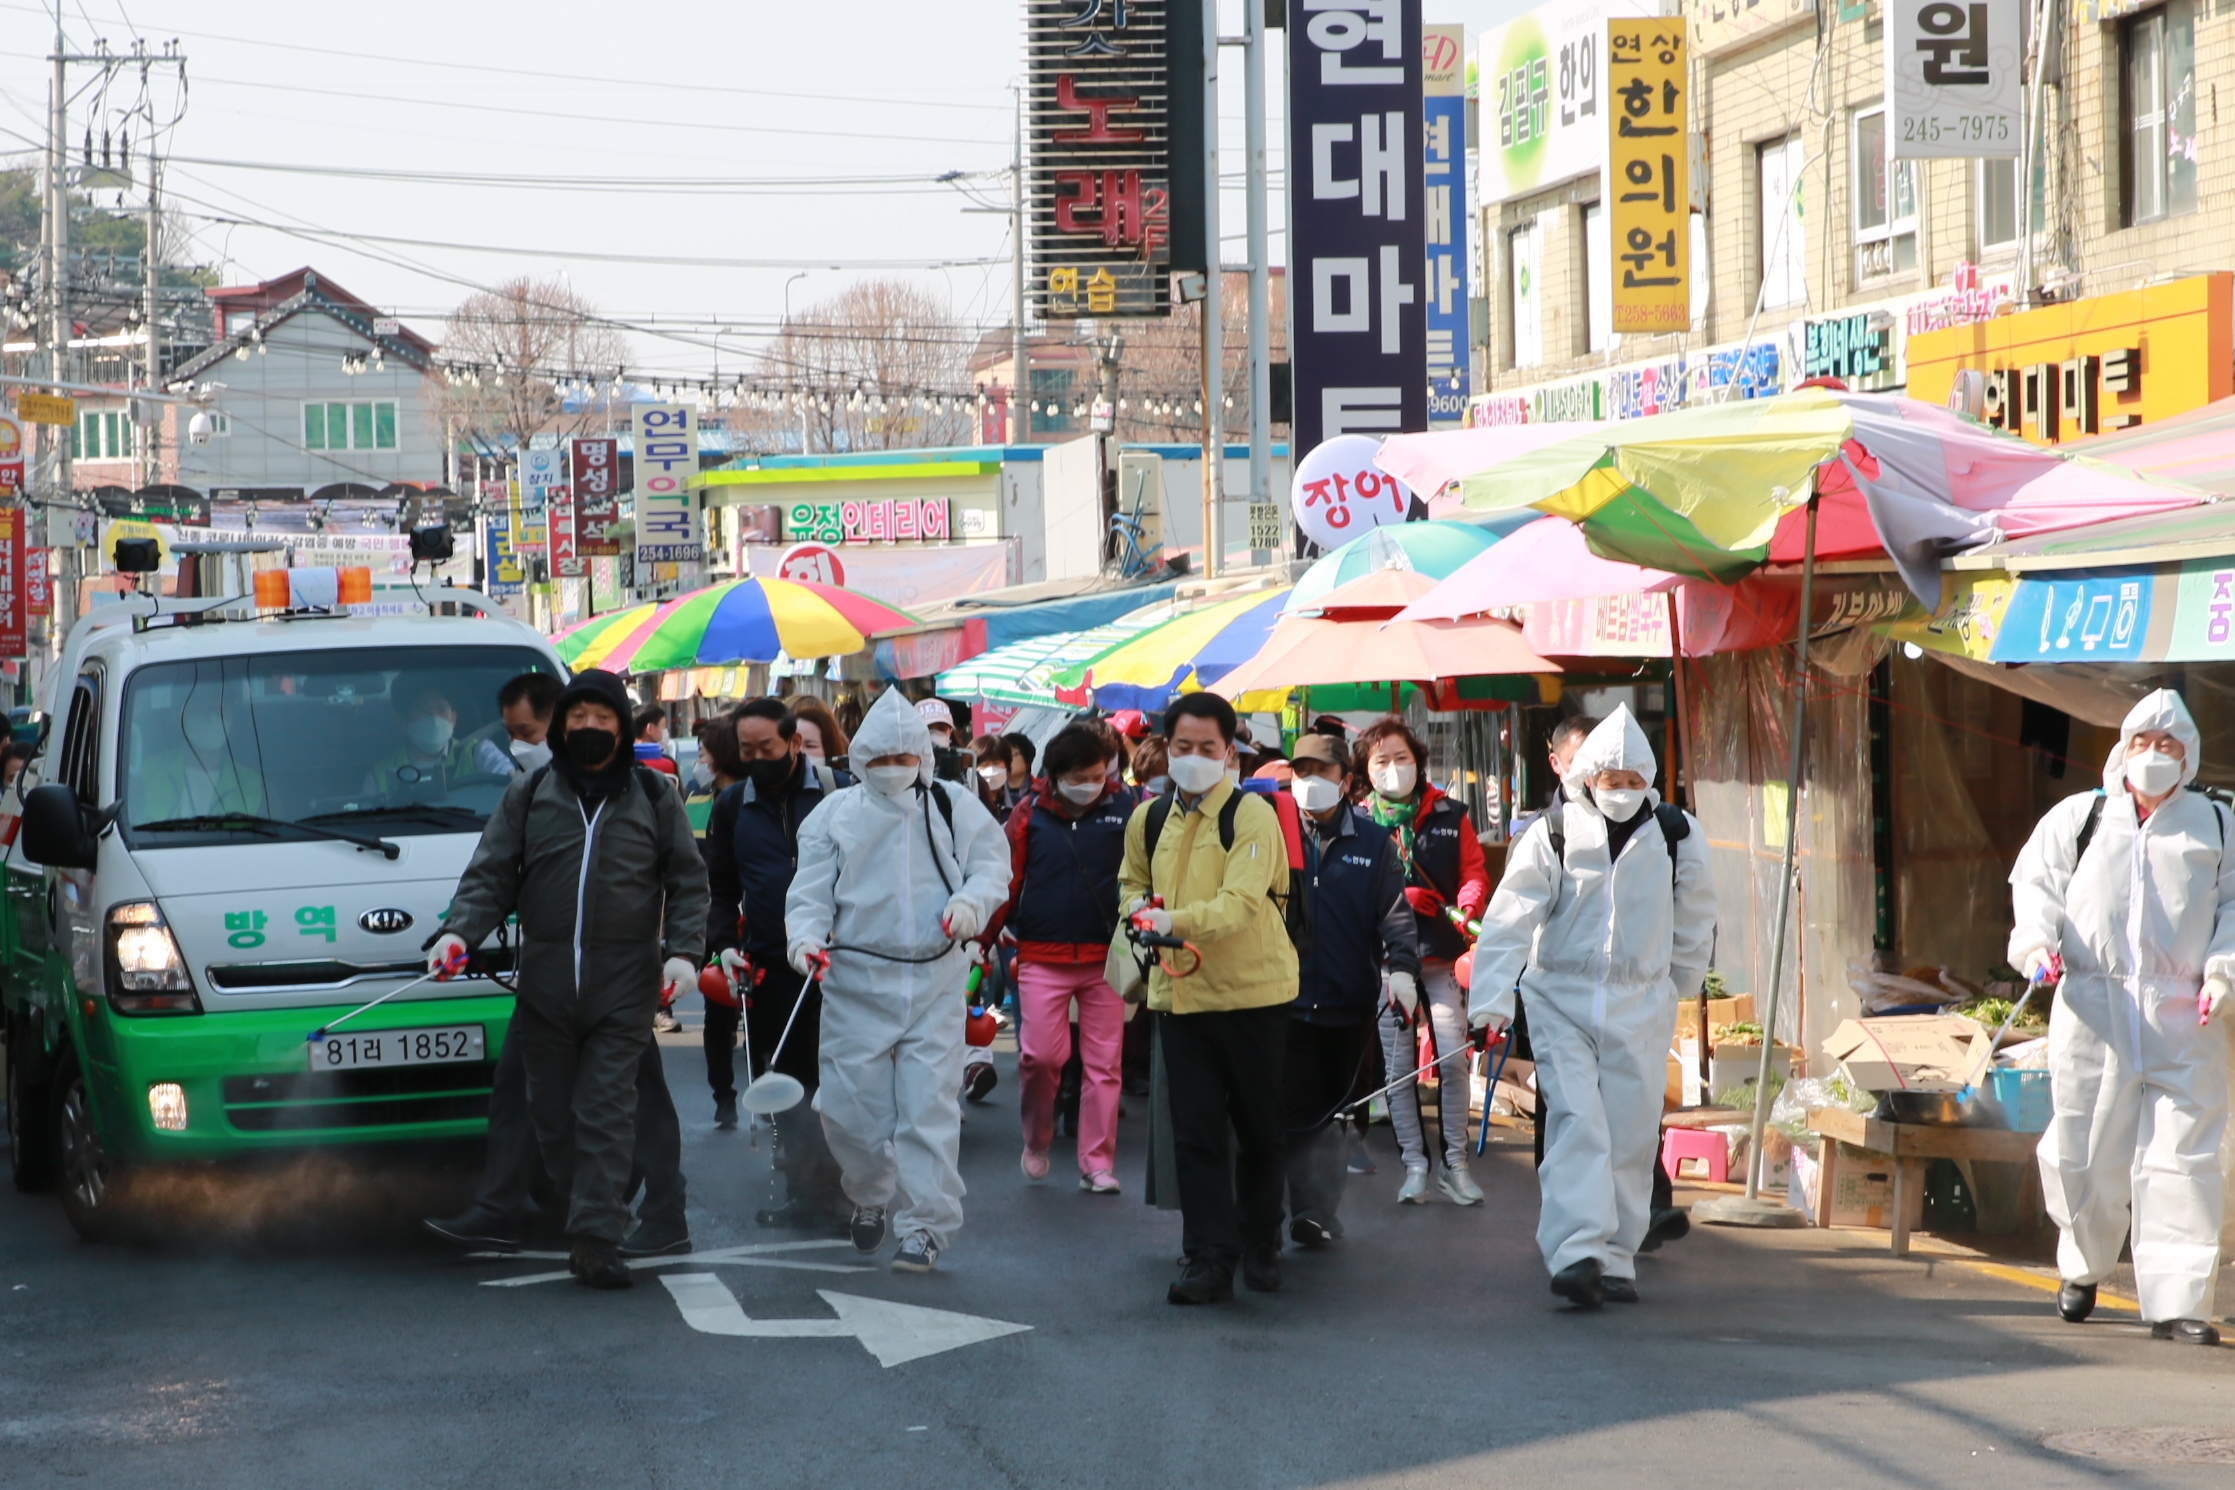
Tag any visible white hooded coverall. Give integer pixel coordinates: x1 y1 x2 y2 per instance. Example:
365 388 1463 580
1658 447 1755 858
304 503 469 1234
1469 707 1717 1281
784 689 1011 1250
2008 688 2234 1324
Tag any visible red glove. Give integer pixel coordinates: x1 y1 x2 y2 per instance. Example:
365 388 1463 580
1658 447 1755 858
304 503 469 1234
1403 886 1445 918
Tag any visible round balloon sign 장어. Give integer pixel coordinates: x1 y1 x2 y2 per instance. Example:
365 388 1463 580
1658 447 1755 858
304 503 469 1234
1290 435 1413 552
777 542 846 588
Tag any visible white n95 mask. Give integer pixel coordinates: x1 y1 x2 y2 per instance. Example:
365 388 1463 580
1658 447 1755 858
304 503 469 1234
865 765 918 797
1290 775 1342 813
2127 749 2184 798
1167 754 1224 796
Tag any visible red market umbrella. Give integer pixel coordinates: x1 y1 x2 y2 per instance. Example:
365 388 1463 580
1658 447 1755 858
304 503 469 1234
1210 568 1559 697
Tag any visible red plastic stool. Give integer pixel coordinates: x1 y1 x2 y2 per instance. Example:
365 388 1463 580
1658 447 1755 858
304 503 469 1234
1661 1127 1729 1184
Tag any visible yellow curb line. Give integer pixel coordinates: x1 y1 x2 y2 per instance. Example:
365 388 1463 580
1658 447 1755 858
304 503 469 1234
1955 1259 2141 1314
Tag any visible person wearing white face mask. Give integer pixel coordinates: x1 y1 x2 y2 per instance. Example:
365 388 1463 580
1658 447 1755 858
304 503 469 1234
363 686 483 802
785 688 1011 1274
1281 733 1421 1247
2009 688 2235 1346
979 724 1136 1192
1468 705 1716 1309
1357 718 1492 1207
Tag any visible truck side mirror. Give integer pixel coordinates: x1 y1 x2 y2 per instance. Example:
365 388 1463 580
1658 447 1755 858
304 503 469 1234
21 784 97 871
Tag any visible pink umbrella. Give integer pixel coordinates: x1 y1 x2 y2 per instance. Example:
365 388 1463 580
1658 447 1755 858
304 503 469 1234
1393 516 1683 623
1375 423 1614 518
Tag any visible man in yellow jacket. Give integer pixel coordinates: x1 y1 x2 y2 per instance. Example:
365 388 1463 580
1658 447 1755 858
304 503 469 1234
1120 693 1299 1305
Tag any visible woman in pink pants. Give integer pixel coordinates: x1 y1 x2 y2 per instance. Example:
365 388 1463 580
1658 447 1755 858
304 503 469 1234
982 723 1136 1192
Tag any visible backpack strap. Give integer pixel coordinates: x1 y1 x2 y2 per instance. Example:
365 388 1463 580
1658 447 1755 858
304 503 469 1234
1654 803 1689 891
810 760 837 796
1144 789 1176 863
2074 790 2107 863
927 778 956 836
1216 787 1242 852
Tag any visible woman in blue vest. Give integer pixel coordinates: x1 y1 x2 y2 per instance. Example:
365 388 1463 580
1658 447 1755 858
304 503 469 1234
983 722 1135 1193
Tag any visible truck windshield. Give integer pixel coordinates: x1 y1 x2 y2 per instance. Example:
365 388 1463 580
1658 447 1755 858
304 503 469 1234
119 645 560 846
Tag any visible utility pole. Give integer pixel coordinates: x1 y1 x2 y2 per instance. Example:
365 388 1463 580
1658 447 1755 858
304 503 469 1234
141 154 162 488
45 14 75 631
1010 88 1029 447
1198 0 1224 579
1242 0 1271 558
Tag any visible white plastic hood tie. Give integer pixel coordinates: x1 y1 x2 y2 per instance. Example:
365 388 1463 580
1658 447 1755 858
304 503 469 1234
854 688 937 786
1562 703 1660 801
2102 686 2201 793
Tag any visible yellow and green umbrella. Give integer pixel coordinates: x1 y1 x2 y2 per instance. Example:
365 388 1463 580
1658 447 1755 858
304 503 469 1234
556 576 917 671
1050 586 1292 711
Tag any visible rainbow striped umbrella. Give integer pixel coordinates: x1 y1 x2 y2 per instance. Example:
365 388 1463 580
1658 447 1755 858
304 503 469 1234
553 603 659 666
1050 586 1291 711
559 577 917 672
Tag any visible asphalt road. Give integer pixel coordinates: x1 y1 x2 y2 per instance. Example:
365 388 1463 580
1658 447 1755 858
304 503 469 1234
3 1032 2233 1489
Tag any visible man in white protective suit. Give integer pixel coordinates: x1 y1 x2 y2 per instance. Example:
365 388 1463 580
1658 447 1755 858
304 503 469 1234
784 688 1011 1274
1466 706 1716 1309
2008 687 2234 1346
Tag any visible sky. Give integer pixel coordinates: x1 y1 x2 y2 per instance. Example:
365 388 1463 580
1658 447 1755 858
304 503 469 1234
0 0 1535 383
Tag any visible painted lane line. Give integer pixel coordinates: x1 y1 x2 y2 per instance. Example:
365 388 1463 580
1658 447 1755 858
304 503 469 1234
481 1241 869 1288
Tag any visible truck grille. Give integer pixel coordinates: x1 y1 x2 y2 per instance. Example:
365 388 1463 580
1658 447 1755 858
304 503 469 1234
221 1062 496 1132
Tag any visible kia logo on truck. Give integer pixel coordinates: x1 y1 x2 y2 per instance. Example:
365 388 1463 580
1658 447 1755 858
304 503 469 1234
359 908 414 935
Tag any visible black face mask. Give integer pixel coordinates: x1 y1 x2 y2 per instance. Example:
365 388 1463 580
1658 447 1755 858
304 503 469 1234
743 756 793 793
564 727 618 767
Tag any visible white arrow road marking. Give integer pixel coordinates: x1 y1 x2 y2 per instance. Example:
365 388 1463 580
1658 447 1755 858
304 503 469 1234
481 1239 869 1287
659 1273 1032 1368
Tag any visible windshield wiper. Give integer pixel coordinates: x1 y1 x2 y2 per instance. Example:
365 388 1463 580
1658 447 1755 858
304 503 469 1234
302 804 487 830
131 812 401 860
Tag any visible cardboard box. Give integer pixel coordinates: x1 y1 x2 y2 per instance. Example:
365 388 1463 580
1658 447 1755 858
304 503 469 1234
1709 1042 1794 1097
1789 1140 1901 1227
1822 1015 1992 1092
1684 994 1756 1047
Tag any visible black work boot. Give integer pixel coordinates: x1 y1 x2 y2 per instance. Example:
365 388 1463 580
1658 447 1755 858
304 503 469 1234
1241 1246 1282 1293
1550 1258 1606 1309
713 1094 738 1131
569 1238 632 1290
2150 1318 2221 1345
2057 1281 2097 1323
1638 1207 1690 1253
619 1213 693 1258
422 1205 526 1252
1167 1257 1234 1305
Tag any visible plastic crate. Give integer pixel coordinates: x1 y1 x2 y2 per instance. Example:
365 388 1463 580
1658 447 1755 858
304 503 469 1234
1985 1068 2052 1133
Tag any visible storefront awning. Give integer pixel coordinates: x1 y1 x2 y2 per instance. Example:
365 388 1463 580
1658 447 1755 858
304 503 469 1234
1949 499 2235 572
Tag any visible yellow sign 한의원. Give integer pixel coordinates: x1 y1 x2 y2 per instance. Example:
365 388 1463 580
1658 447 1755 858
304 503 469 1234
1606 19 1690 335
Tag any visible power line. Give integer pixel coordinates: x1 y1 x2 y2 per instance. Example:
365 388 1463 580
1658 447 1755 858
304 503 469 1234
158 155 994 196
0 0 1009 115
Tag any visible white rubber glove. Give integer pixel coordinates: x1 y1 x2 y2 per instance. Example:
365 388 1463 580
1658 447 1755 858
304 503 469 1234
2019 946 2058 984
2203 974 2231 1027
1469 1009 1512 1036
941 896 984 942
1135 907 1173 936
1388 970 1420 1017
1123 894 1153 919
427 932 468 980
788 939 827 976
719 949 754 984
661 957 695 1000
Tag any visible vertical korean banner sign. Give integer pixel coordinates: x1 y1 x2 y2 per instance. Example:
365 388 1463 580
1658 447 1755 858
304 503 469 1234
633 403 702 567
1288 0 1427 462
570 436 622 556
1422 23 1469 428
0 508 27 657
1606 18 1688 334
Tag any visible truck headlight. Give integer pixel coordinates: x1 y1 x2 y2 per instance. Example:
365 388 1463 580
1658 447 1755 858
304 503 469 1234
147 1082 188 1132
105 901 201 1014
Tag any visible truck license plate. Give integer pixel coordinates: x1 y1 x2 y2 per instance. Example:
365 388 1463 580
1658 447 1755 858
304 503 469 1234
308 1025 485 1072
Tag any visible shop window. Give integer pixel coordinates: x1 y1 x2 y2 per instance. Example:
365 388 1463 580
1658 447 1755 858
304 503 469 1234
1581 202 1611 354
1852 108 1917 280
1757 135 1807 310
303 400 399 452
1507 219 1541 370
2122 0 2197 226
